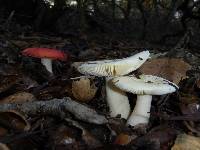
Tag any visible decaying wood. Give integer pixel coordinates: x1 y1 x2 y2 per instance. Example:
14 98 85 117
0 97 108 125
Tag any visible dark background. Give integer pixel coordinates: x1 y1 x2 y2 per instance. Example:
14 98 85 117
0 0 199 50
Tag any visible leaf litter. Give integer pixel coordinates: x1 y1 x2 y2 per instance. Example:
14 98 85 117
0 34 200 149
139 58 192 84
72 77 97 102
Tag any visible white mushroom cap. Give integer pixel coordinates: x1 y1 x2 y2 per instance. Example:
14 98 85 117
112 75 178 95
76 51 150 76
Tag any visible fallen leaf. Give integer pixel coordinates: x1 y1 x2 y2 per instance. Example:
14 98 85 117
0 110 30 131
72 78 97 102
114 133 136 145
65 118 102 148
0 92 36 104
172 134 200 150
139 58 191 84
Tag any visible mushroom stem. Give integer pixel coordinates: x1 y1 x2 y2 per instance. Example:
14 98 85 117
127 95 152 126
106 77 130 119
41 58 53 73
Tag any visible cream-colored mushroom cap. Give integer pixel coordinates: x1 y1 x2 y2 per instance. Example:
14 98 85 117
76 51 150 76
112 75 178 95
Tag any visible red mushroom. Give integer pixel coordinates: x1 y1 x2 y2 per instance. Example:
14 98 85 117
22 48 69 73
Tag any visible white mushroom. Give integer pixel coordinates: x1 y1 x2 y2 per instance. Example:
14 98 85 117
74 51 150 119
112 75 178 126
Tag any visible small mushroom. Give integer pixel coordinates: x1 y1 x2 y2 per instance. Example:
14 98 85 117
112 75 178 126
73 51 150 119
22 48 69 73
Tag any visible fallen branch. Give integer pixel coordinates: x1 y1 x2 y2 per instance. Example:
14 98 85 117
0 97 108 125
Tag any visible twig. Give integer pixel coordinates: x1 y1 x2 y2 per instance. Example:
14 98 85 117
0 97 108 125
3 10 15 31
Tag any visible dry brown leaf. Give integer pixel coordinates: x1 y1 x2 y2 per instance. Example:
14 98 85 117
139 58 191 84
0 92 36 104
0 110 30 131
172 134 200 150
114 133 136 145
72 78 97 102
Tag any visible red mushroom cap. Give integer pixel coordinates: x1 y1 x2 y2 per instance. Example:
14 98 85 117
22 48 69 61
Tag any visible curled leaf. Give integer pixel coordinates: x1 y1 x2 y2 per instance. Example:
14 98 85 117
72 78 97 102
0 110 30 131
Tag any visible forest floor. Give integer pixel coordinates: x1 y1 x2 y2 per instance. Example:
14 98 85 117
0 28 200 150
